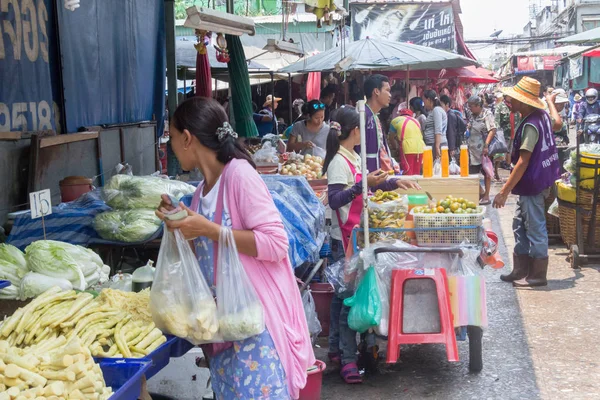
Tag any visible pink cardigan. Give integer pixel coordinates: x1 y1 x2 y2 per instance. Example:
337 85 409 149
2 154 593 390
220 159 315 399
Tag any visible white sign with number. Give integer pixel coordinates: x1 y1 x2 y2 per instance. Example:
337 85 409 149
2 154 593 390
30 189 53 219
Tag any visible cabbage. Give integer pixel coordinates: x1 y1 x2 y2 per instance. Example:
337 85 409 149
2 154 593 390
103 175 195 209
94 209 162 243
0 244 28 279
0 284 19 300
20 272 73 300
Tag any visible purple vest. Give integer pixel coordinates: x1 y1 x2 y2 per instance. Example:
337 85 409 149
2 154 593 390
511 109 560 196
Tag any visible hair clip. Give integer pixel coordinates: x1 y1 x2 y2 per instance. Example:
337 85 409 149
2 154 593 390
330 121 342 136
217 122 238 142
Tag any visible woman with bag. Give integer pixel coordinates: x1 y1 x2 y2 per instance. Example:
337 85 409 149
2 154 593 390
156 97 314 399
324 106 419 384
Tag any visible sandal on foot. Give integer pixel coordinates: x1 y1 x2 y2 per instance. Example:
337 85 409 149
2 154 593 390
340 363 363 384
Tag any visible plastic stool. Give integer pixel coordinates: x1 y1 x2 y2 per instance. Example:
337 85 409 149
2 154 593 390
386 268 459 364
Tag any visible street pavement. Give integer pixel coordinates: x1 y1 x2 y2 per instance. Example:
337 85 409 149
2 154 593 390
319 176 600 400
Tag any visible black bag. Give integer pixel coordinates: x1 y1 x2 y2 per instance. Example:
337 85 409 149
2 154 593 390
488 130 509 156
452 110 467 148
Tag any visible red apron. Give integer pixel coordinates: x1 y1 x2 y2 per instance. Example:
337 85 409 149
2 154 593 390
335 155 363 252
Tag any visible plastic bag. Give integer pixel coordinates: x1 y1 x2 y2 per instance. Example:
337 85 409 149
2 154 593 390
548 198 560 217
150 230 221 345
373 269 389 336
94 209 162 243
302 290 322 344
449 158 461 175
481 156 494 178
433 159 442 176
488 131 509 156
343 266 382 333
103 175 196 210
216 228 265 341
253 142 279 164
324 252 364 299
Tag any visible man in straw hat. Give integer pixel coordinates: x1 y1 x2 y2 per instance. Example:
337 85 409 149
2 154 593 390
493 77 560 287
254 94 282 136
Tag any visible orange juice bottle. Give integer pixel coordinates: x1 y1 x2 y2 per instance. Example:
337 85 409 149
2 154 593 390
460 145 469 177
423 146 433 178
441 146 449 177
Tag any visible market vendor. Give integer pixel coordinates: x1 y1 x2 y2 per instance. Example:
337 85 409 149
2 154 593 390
156 97 315 399
324 106 420 384
549 89 570 145
254 94 281 136
493 77 560 288
389 109 425 175
287 99 330 156
467 95 497 205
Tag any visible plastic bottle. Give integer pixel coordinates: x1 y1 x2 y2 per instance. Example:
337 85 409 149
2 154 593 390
460 145 469 177
441 146 449 177
132 260 155 292
422 146 433 178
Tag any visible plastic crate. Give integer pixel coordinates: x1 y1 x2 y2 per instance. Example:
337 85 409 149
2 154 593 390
100 359 151 400
413 208 485 246
169 336 194 358
0 280 10 290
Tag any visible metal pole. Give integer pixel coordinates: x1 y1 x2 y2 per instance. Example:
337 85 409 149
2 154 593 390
288 73 293 124
165 0 180 177
357 99 369 248
405 65 410 106
271 72 276 134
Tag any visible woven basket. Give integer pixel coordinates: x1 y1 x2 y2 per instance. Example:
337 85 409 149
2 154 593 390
558 193 600 247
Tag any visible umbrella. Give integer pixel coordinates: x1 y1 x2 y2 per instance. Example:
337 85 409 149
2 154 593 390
278 37 477 74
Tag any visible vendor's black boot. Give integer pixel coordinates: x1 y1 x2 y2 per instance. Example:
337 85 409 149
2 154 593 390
500 253 531 282
513 257 548 287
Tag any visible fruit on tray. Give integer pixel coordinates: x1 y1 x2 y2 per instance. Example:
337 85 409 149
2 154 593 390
412 195 479 215
281 154 324 180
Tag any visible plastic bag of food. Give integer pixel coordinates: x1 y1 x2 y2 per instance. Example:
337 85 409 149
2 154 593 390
449 158 461 175
94 209 162 243
548 198 560 218
343 266 381 333
253 142 279 164
481 156 494 178
103 175 195 209
302 290 322 345
150 230 221 344
216 227 265 341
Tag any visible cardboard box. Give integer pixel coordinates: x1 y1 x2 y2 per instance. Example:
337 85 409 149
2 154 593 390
397 175 481 204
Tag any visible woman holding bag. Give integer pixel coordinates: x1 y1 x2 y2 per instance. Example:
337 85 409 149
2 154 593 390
156 97 314 399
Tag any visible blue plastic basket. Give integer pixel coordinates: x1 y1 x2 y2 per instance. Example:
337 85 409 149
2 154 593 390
169 336 194 358
100 359 151 400
0 280 10 290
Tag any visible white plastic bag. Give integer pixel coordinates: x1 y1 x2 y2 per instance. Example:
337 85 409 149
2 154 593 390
433 159 442 176
216 228 265 341
150 230 221 345
253 142 279 164
449 159 461 175
302 290 322 345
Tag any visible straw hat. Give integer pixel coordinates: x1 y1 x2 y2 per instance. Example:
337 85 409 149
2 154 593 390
501 77 545 109
263 94 282 107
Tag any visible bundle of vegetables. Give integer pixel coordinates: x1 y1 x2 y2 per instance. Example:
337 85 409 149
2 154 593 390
103 174 195 210
97 288 152 325
0 337 113 399
24 241 110 295
0 244 29 300
0 287 166 359
94 209 162 243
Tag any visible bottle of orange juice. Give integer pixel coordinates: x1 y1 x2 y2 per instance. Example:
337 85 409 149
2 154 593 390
441 146 449 177
422 146 433 178
460 145 469 177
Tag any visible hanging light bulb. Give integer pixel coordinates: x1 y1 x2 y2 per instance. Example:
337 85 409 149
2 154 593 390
64 0 80 11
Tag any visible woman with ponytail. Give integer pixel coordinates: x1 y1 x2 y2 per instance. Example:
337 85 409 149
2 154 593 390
325 106 419 384
422 89 448 158
156 97 314 399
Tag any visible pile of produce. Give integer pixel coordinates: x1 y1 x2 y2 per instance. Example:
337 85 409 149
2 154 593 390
0 242 109 300
0 337 113 399
280 154 323 180
0 244 28 300
94 209 162 243
97 288 152 325
412 196 480 215
0 287 166 359
367 190 407 229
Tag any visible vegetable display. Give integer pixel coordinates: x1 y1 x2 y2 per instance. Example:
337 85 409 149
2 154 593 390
24 241 109 292
94 209 162 243
97 289 153 325
103 175 195 210
0 287 166 359
412 195 480 215
0 337 113 399
0 244 28 300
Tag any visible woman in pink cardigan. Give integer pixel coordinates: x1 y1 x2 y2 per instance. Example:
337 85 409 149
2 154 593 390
156 97 315 399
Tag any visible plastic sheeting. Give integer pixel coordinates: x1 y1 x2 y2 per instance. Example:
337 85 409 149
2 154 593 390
56 0 165 134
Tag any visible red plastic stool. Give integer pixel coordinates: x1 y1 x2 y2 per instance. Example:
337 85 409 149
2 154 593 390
386 268 459 364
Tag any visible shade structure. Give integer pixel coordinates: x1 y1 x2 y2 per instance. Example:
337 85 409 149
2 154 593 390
226 34 259 138
278 37 478 74
387 66 498 84
583 48 600 58
557 27 600 44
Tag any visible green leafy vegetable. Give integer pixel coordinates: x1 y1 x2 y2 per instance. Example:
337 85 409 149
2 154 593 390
20 272 73 300
0 243 28 279
94 209 162 243
103 175 195 209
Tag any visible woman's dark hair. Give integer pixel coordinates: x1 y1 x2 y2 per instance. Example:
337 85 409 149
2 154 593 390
440 95 452 107
423 90 441 107
171 97 256 168
323 106 360 173
409 97 426 115
301 99 326 118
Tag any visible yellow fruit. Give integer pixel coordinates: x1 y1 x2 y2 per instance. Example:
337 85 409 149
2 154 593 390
467 201 477 209
450 202 460 212
437 206 445 213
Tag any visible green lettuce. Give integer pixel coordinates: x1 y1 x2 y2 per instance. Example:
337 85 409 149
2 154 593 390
20 272 73 300
25 241 89 291
0 244 28 279
103 175 195 209
94 209 162 243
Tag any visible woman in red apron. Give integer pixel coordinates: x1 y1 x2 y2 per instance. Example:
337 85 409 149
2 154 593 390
323 106 419 384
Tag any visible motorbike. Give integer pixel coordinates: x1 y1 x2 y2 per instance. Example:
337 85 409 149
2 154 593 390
583 113 600 143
